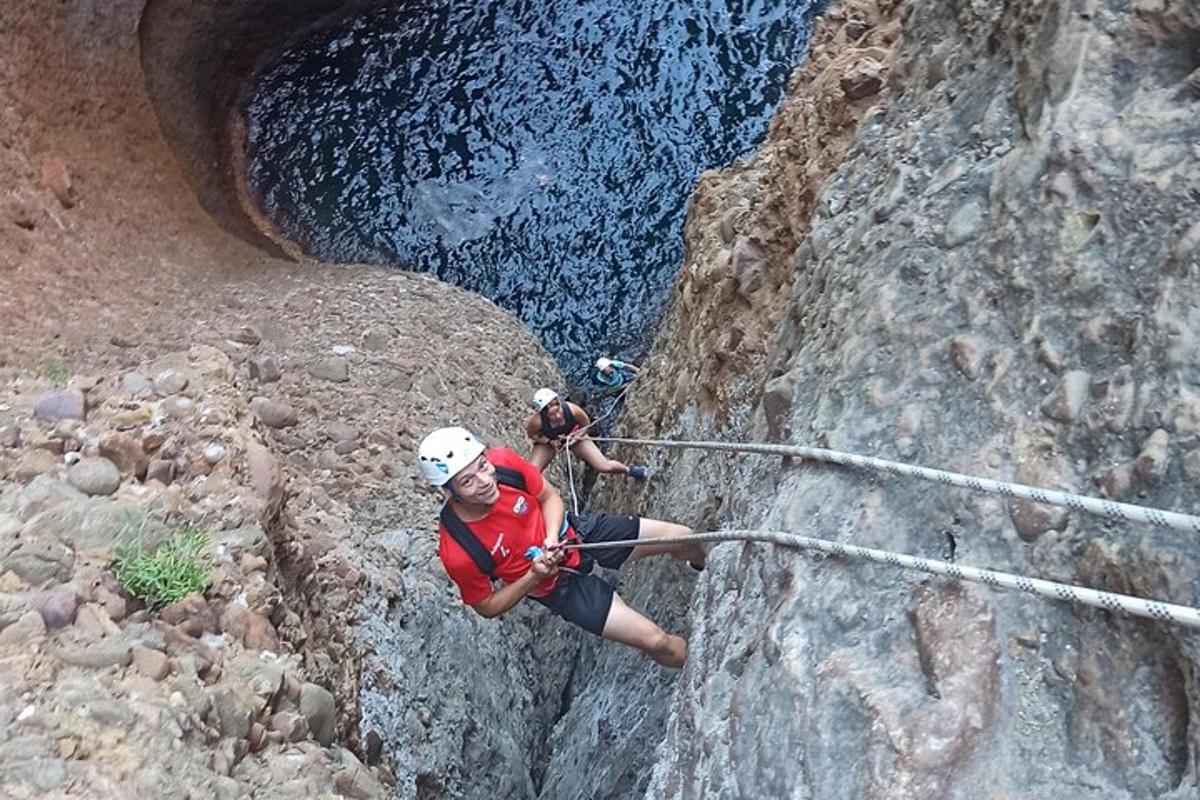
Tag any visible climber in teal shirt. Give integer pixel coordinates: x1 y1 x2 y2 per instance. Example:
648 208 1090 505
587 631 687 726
593 357 639 391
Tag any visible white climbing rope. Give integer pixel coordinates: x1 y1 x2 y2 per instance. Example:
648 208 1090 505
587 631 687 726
564 441 582 516
556 529 1200 629
593 436 1200 534
558 379 639 517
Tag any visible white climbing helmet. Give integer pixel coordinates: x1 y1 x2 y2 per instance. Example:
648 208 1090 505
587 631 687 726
417 427 486 487
595 357 613 371
531 388 559 411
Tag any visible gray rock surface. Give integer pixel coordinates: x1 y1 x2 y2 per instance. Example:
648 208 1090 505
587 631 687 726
539 1 1200 799
66 457 122 497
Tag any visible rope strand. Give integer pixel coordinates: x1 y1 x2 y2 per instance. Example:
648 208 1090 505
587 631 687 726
593 436 1200 534
556 529 1200 629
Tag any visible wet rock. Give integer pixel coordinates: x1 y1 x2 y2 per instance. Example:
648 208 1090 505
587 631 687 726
1135 429 1170 485
1040 370 1091 423
132 646 171 680
250 398 298 429
67 457 122 496
249 356 282 383
33 389 86 422
54 638 132 668
27 589 78 630
160 594 218 638
840 57 883 100
299 682 337 745
39 155 77 208
310 357 350 383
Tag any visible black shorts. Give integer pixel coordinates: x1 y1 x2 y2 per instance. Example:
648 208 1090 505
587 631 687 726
531 513 640 636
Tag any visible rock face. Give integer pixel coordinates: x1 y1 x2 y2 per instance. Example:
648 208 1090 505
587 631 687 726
541 1 1200 799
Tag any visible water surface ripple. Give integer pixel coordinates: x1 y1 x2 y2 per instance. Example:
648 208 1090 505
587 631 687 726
244 0 819 384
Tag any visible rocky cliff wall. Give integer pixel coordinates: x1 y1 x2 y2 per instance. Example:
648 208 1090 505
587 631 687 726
552 0 1200 797
1 2 575 797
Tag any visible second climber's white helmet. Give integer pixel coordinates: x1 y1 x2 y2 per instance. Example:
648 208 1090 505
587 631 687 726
531 388 559 411
595 357 613 371
417 427 486 486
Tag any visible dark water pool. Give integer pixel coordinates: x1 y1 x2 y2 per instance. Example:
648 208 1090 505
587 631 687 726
242 0 820 386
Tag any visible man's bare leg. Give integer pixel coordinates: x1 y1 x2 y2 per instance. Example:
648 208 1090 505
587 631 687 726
625 517 706 569
570 437 630 474
602 593 686 668
528 443 558 471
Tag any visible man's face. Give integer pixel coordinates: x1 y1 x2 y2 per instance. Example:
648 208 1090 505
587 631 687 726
545 398 564 420
449 453 499 506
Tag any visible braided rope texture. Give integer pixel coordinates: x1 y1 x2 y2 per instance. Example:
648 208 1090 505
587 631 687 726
596 437 1200 534
563 529 1200 629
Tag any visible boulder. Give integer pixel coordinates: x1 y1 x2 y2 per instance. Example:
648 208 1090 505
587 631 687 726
33 389 85 422
67 457 122 496
250 398 298 429
299 682 338 745
310 357 350 383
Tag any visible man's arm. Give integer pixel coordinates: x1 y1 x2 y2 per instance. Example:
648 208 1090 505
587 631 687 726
470 553 562 618
526 414 551 444
570 403 592 431
537 479 565 548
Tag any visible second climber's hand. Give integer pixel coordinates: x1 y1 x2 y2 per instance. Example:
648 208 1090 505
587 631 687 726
530 550 563 579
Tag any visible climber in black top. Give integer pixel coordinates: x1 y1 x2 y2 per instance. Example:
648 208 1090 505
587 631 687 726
525 388 648 479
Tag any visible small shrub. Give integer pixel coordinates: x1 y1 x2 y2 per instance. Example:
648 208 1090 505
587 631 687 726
112 526 213 610
41 359 71 384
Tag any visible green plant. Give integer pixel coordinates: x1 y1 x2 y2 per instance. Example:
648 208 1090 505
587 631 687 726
112 526 213 610
40 359 71 384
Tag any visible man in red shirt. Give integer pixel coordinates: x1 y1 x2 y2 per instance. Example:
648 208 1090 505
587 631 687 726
418 427 705 667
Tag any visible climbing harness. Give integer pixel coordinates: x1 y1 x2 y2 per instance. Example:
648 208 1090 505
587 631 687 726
440 465 529 579
553 529 1200 629
592 436 1200 534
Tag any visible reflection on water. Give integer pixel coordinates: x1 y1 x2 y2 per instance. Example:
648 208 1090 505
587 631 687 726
243 0 819 385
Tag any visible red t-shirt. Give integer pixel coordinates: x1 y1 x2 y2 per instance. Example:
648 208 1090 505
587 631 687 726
438 447 582 605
